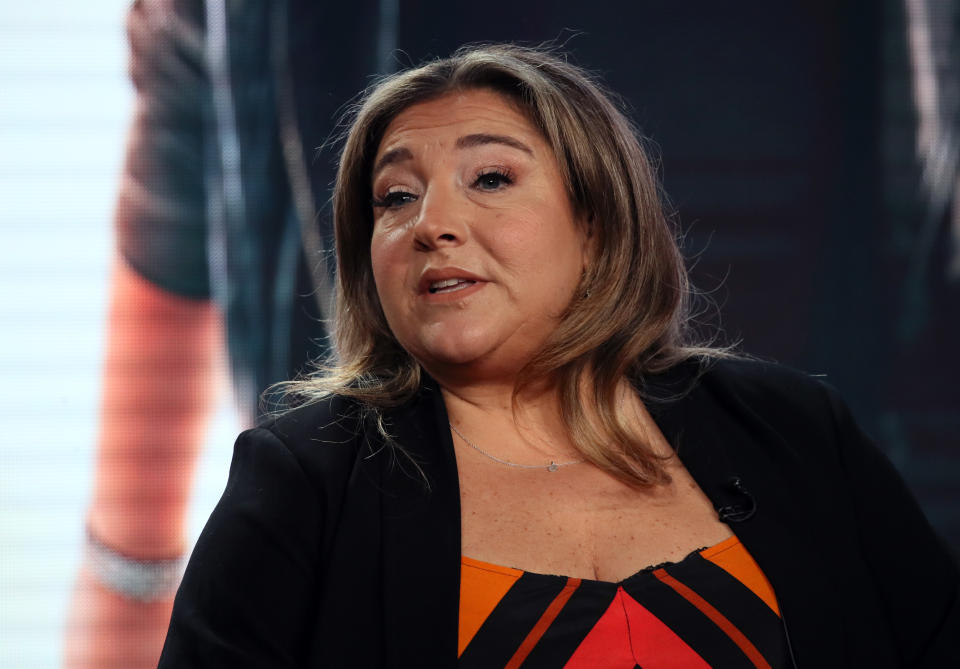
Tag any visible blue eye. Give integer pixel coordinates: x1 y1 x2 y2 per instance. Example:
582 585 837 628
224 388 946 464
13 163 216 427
473 169 513 191
372 190 417 208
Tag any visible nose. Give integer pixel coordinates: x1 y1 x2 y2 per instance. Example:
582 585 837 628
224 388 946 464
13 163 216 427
411 184 468 251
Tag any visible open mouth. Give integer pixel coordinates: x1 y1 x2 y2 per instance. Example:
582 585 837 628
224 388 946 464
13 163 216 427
428 278 477 294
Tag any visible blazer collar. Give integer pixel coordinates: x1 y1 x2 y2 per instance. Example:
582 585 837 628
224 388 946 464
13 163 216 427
647 360 842 666
378 377 461 666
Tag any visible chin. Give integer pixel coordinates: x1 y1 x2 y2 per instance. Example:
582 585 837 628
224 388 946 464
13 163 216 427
419 342 542 388
399 318 535 380
409 330 503 373
420 341 491 368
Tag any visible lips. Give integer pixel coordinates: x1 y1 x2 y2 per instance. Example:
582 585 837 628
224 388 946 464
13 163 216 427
418 268 486 295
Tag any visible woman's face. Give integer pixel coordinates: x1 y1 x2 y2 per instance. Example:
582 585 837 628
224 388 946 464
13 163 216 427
369 88 590 384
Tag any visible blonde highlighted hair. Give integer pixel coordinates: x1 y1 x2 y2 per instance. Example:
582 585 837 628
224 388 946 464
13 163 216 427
283 43 729 487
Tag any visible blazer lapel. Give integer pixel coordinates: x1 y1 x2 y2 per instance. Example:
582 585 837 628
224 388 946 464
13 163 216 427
649 368 843 667
379 379 462 666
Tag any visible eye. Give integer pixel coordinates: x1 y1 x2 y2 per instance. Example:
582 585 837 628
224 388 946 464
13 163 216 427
372 189 418 209
472 168 513 191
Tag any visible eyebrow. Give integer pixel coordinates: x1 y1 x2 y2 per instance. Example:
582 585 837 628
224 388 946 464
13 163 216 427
372 133 534 177
372 147 413 176
455 133 533 155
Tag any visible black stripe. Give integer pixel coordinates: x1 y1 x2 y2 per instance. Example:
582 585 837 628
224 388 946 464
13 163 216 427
519 581 619 666
621 572 756 669
458 571 567 668
666 553 790 666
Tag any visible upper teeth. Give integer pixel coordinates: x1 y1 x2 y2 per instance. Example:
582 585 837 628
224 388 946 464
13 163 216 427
430 278 475 293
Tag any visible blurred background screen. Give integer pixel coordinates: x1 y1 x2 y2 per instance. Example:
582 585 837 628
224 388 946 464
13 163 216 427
0 4 240 666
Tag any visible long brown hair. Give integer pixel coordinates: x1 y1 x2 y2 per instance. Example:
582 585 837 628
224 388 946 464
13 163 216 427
284 43 728 487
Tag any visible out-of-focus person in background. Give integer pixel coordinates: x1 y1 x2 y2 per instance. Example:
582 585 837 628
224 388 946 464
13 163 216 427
63 1 375 665
64 1 960 667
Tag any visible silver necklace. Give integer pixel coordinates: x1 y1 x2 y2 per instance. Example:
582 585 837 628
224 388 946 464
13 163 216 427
449 422 585 472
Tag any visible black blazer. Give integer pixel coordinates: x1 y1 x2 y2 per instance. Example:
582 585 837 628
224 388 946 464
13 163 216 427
158 359 959 667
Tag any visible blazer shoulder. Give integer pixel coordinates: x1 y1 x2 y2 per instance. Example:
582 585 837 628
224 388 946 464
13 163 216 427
681 356 858 448
255 394 369 482
699 356 838 414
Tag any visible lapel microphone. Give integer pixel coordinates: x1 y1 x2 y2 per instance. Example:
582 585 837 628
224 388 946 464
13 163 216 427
716 476 757 523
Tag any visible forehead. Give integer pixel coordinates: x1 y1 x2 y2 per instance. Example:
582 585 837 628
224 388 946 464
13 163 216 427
375 89 544 157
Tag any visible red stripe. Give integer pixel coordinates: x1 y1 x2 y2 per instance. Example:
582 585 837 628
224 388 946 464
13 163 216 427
653 568 771 669
504 577 581 669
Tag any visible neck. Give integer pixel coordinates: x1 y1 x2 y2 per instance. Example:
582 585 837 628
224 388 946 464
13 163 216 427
432 368 584 463
430 364 669 465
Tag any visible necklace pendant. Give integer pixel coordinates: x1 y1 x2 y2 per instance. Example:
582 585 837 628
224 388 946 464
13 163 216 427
547 462 559 472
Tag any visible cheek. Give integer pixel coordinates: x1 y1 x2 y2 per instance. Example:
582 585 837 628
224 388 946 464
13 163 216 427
369 227 404 288
369 234 403 323
485 206 546 268
499 206 584 276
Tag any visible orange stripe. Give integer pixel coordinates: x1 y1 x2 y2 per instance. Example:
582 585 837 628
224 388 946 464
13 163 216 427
459 558 524 656
504 577 581 669
653 568 771 669
700 537 780 615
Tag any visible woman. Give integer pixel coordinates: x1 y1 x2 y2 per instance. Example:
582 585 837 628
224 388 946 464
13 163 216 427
158 44 958 667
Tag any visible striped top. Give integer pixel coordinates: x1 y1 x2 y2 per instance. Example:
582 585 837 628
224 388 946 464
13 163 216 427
459 535 789 668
